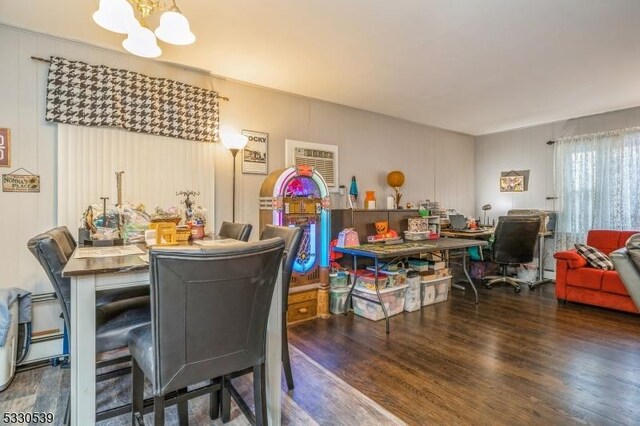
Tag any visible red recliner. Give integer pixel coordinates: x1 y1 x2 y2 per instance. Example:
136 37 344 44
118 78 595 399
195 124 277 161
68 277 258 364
554 230 639 313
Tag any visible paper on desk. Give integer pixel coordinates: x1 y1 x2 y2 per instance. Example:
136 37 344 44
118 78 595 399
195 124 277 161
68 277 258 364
139 254 149 263
74 245 145 259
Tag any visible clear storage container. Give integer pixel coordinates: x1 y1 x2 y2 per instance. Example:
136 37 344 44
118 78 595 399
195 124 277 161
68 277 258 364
404 272 422 312
421 276 451 306
351 270 389 291
329 270 349 288
352 284 408 321
329 287 350 314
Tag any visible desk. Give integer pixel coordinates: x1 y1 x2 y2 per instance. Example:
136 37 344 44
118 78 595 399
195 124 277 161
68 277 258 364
334 238 487 333
441 229 554 290
62 242 282 425
440 228 493 239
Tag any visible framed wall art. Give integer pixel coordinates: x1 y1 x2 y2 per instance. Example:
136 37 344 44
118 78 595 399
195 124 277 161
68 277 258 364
500 170 526 192
0 128 10 167
241 129 268 175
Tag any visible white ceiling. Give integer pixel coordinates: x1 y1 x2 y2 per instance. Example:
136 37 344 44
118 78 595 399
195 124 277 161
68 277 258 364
2 0 640 135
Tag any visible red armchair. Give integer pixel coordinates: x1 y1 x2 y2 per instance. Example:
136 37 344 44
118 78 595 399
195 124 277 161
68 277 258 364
554 230 639 313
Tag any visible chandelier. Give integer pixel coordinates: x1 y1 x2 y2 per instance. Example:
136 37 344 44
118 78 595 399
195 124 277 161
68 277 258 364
93 0 195 58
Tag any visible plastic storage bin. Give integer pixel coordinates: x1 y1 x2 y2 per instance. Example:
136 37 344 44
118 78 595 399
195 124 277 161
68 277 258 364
329 270 349 288
329 287 350 314
421 276 451 306
351 270 389 291
352 284 408 321
404 272 422 312
365 267 407 287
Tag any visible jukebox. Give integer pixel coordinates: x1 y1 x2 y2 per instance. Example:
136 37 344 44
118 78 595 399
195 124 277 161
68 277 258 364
259 165 331 322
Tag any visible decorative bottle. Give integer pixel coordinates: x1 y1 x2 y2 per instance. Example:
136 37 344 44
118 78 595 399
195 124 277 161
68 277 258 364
349 176 359 201
365 191 376 209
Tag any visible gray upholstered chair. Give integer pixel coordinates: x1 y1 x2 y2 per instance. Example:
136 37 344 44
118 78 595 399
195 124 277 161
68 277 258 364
127 238 285 426
484 215 541 293
260 225 303 390
610 233 640 310
218 221 253 241
27 226 151 423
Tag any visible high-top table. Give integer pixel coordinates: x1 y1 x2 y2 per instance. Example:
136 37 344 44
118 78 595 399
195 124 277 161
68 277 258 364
334 238 488 333
62 242 282 425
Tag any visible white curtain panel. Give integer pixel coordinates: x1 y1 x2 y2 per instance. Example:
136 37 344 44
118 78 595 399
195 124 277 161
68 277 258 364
57 124 216 234
554 127 640 250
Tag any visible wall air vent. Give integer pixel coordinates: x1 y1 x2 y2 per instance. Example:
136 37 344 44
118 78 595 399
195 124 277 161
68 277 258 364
285 140 338 191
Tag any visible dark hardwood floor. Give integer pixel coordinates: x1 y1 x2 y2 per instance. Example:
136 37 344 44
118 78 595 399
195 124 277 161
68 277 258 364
289 282 640 425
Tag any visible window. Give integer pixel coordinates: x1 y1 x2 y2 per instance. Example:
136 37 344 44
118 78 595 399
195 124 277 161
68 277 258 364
554 127 640 249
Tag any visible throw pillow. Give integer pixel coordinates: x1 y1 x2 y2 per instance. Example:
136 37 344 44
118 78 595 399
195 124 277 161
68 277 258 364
574 244 614 270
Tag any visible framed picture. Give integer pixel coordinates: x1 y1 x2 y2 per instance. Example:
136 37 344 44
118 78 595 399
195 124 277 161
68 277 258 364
0 128 10 167
500 174 525 192
241 130 268 175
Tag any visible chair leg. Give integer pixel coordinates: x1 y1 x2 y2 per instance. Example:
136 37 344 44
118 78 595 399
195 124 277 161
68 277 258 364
153 395 165 426
131 358 144 426
209 379 220 420
282 319 295 391
253 363 267 426
177 388 189 426
221 376 231 423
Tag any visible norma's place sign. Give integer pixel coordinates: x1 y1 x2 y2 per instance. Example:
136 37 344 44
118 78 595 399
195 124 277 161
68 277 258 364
2 171 40 193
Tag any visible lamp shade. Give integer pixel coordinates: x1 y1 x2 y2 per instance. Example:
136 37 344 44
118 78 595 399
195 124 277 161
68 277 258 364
221 133 248 151
155 11 196 45
93 0 139 34
122 27 162 58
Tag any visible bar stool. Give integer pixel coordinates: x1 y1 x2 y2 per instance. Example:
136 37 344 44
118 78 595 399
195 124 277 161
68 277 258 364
218 221 253 241
259 225 303 390
27 226 151 423
127 238 285 425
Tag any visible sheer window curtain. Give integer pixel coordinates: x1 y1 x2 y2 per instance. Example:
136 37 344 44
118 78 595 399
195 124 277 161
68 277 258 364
554 127 640 250
57 124 216 234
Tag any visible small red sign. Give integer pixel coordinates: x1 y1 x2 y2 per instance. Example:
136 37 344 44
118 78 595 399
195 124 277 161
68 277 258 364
0 128 10 168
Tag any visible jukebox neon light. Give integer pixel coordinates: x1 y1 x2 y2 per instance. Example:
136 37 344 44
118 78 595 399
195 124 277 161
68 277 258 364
259 166 331 321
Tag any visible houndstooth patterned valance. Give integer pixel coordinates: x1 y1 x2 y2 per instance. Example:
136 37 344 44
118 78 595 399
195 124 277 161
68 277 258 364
45 56 219 143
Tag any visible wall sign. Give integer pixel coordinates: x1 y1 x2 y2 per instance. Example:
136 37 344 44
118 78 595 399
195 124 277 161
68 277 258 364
2 168 40 193
0 128 10 167
242 129 268 175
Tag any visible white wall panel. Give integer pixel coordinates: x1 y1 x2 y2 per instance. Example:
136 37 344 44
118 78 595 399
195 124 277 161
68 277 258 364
57 125 216 233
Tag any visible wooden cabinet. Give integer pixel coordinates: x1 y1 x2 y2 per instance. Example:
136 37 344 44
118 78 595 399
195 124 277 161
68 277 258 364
287 289 318 324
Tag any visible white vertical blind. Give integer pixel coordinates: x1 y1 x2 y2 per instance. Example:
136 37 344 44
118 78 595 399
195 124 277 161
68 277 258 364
57 124 215 233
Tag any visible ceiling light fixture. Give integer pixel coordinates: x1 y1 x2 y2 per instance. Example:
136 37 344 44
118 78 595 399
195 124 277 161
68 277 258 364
93 0 195 58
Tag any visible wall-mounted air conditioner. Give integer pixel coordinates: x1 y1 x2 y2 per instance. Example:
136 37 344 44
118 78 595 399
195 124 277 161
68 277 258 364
285 140 338 192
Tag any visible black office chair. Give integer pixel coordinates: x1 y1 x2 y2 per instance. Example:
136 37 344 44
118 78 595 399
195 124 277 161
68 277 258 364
27 226 151 423
259 225 303 390
128 238 285 426
218 221 253 241
483 215 541 293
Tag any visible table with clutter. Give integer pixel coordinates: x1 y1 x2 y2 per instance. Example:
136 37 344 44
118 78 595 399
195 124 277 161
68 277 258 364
333 237 488 334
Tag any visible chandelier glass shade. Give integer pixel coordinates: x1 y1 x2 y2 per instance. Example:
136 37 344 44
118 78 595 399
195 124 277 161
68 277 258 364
93 0 195 58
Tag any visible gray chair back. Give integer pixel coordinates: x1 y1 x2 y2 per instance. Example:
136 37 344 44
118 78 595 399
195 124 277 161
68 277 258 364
492 215 541 264
260 225 304 311
611 233 640 309
218 221 253 241
27 226 77 332
148 238 284 395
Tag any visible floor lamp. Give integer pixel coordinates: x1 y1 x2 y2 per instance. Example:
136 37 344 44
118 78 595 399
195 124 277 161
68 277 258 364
222 133 248 222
